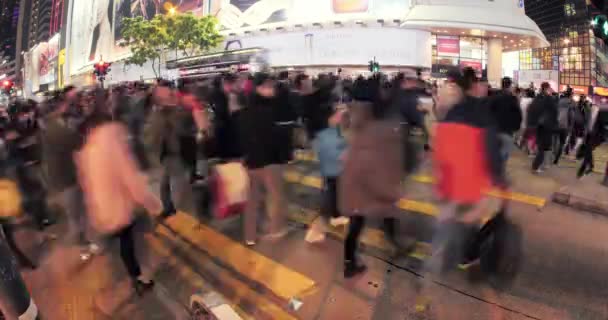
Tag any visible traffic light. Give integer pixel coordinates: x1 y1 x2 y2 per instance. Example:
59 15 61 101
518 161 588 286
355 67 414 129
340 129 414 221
368 60 380 72
93 61 111 78
592 15 608 42
1 80 13 94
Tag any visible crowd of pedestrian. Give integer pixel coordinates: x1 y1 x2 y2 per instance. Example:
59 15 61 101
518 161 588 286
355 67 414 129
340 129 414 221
0 66 606 318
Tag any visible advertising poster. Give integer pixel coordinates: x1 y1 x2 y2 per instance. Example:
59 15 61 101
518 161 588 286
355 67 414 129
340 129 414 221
70 0 116 75
216 0 410 30
436 36 459 57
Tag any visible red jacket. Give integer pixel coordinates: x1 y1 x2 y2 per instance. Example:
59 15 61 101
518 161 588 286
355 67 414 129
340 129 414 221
434 96 505 204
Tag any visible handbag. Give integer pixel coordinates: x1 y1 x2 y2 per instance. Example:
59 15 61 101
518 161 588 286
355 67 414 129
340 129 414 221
212 162 249 219
465 208 523 290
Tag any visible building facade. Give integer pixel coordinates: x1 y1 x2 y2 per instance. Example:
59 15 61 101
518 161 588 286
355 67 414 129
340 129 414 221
0 0 20 82
519 0 608 94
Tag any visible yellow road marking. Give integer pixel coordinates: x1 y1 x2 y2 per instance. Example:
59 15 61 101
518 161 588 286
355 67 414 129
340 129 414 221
149 229 297 320
286 170 439 216
291 153 547 208
288 206 431 260
163 212 316 302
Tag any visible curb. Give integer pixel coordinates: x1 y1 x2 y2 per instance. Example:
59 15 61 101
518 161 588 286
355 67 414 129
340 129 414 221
552 187 608 217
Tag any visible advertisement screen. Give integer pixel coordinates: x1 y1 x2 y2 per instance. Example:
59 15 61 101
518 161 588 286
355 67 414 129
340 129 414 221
216 0 410 30
71 0 116 74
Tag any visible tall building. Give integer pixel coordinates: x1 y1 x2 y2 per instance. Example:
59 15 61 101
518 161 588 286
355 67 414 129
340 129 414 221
29 0 53 47
0 0 20 81
0 0 19 58
520 0 608 90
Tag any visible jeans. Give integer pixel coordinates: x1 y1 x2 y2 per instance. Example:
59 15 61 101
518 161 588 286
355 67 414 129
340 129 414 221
0 238 38 319
532 127 552 171
58 186 88 244
160 156 188 213
344 215 397 263
498 133 513 163
552 129 569 165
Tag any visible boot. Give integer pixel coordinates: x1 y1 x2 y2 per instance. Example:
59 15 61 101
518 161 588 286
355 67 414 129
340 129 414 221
344 259 367 278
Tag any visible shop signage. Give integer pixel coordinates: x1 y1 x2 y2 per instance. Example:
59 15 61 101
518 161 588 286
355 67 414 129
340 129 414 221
560 84 588 95
460 60 482 72
594 86 608 96
436 36 460 56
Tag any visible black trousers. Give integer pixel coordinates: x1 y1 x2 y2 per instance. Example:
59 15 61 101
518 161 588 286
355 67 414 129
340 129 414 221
15 165 49 229
578 135 597 176
116 223 141 279
321 177 340 220
552 128 569 165
1 224 33 267
344 216 397 263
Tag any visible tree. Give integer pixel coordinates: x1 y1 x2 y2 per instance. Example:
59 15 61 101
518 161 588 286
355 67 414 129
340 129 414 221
121 12 224 78
167 13 223 58
120 15 169 78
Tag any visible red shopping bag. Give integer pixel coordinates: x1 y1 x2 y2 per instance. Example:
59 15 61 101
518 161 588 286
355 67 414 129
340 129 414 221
212 162 249 219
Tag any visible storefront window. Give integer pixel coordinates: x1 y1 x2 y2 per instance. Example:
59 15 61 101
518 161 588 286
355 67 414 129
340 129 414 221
431 35 487 78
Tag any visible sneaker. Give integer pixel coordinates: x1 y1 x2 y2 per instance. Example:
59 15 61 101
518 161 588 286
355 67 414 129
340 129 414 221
263 228 290 241
305 228 326 244
88 243 102 255
329 216 349 227
532 168 544 174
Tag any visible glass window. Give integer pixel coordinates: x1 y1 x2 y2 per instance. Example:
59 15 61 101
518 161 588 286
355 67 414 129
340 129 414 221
564 2 576 17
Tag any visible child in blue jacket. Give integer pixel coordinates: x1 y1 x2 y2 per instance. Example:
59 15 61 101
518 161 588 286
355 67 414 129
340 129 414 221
305 108 349 243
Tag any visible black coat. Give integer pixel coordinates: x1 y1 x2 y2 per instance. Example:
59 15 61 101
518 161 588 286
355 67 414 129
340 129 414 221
239 94 279 169
489 92 522 135
210 90 242 160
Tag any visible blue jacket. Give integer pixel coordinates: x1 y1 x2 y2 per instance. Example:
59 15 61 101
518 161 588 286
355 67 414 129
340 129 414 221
313 127 347 177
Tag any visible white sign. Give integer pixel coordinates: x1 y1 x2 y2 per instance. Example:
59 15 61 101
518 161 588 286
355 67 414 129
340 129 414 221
226 27 431 67
518 70 559 91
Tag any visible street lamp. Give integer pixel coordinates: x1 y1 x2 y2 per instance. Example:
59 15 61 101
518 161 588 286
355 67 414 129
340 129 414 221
168 7 177 15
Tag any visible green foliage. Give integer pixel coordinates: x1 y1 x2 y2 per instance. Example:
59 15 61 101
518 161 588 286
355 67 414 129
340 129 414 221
120 12 224 77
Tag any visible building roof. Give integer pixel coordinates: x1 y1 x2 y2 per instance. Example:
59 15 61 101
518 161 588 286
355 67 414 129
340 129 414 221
401 2 549 50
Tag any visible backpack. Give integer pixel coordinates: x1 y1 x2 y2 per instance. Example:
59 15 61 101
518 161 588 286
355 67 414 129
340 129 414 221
465 209 523 290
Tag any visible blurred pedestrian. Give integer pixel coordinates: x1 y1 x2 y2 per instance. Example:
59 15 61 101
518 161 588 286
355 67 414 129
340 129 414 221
76 87 162 296
339 77 407 278
239 73 289 246
488 77 522 163
528 82 558 173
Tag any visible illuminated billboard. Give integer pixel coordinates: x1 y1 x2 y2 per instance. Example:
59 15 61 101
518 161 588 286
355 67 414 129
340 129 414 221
70 0 116 75
215 0 411 30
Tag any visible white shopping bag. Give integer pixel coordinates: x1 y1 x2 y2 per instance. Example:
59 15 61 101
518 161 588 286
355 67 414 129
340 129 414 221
213 162 249 219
